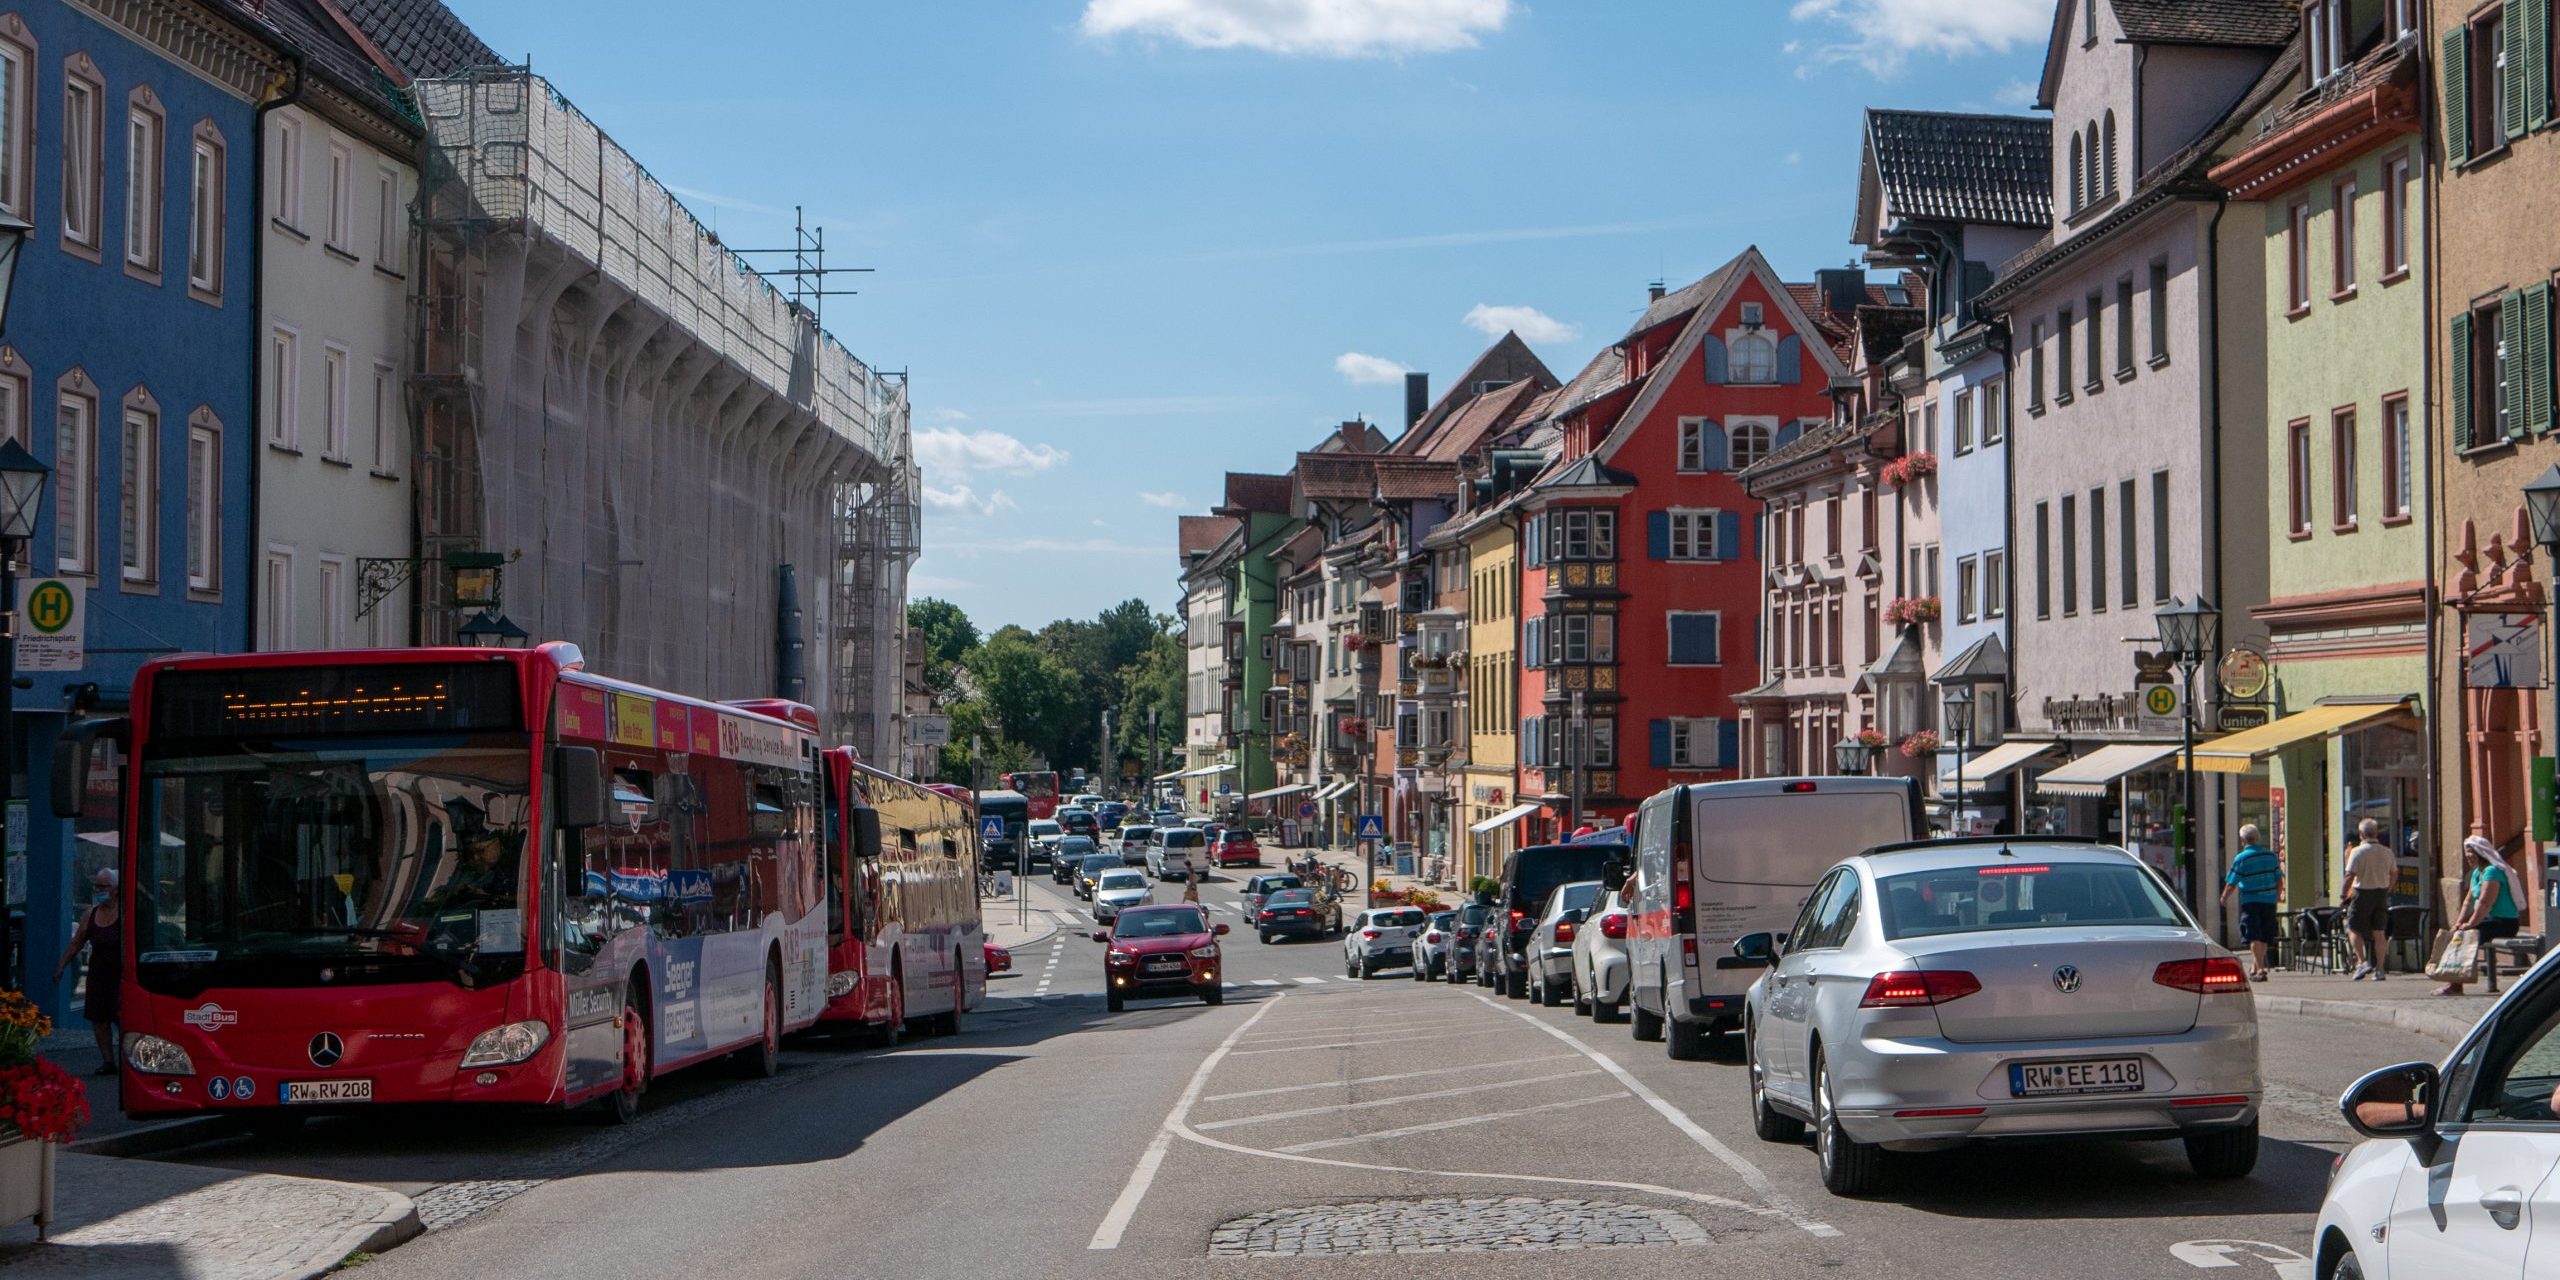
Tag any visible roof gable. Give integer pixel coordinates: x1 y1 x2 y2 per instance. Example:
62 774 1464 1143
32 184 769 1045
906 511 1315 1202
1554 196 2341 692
2041 0 2299 109
1395 332 1559 452
1857 110 2053 238
332 0 499 82
1592 247 1852 466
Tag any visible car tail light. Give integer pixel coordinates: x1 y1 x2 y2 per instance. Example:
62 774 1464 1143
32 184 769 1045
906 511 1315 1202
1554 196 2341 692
1599 913 1628 940
1672 881 1692 912
2153 956 2250 994
1509 909 1527 931
1859 969 1981 1008
1362 929 1380 939
1258 910 1275 920
1783 781 1818 793
1555 920 1577 944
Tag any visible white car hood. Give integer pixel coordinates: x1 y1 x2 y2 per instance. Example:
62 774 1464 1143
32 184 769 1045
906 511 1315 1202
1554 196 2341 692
1096 889 1149 905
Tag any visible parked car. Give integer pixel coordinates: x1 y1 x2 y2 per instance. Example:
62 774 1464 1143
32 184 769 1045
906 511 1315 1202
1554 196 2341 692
1115 824 1158 865
1741 838 2262 1196
1524 880 1607 1007
1058 808 1100 840
1255 887 1340 943
983 942 1012 975
1344 906 1427 979
1092 869 1153 923
1075 852 1121 899
1241 872 1303 919
1210 829 1263 868
1148 828 1206 882
1412 911 1458 981
1050 835 1099 883
1631 775 1921 1060
1484 843 1624 999
1094 904 1228 1012
1444 904 1492 985
1571 889 1633 1021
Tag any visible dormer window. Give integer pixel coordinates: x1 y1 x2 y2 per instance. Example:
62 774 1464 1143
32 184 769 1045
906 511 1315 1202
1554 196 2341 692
2307 0 2348 82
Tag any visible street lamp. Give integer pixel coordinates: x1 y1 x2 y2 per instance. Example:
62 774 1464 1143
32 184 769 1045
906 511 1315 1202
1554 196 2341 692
0 436 49 992
457 609 528 648
1832 736 1875 776
1568 689 1588 835
1944 686 1975 836
2153 595 2221 910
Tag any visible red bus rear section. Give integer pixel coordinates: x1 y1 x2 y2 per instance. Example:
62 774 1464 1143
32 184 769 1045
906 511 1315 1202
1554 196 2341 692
1002 771 1059 822
69 643 832 1121
815 749 985 1037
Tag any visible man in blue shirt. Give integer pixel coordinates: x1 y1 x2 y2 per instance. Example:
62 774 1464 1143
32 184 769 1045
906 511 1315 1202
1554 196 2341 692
2220 824 2285 980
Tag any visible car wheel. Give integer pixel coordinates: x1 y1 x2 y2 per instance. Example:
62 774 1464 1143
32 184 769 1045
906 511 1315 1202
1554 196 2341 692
1572 980 1592 1017
1106 988 1125 1013
1814 1051 1882 1196
2183 1119 2260 1179
1631 995 1664 1043
1667 1013 1707 1061
1539 972 1565 1007
1200 983 1224 1006
1748 1025 1805 1143
2333 1250 2365 1280
1360 957 1377 981
1259 930 1273 945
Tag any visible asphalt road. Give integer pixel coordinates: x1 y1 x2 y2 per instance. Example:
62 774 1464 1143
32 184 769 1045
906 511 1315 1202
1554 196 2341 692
145 860 2464 1278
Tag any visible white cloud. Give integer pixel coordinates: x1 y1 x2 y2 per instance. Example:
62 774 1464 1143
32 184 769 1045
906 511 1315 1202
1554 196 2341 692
1081 0 1510 58
921 483 1019 517
1335 351 1411 385
1137 491 1188 509
927 407 971 423
1787 0 2048 75
914 427 1069 476
1462 304 1578 345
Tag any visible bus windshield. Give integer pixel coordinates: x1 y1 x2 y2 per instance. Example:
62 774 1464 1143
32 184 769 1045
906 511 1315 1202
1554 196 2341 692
134 735 533 989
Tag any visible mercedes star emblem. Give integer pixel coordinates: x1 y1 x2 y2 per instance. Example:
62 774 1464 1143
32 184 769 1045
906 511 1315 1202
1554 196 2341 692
308 1032 346 1068
2052 965 2082 994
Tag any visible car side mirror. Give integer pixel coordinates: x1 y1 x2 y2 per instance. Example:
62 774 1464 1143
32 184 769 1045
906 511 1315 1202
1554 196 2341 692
554 746 606 831
1565 907 1591 924
1733 932 1779 963
1213 923 1230 935
1091 931 1112 944
2341 1061 2440 1154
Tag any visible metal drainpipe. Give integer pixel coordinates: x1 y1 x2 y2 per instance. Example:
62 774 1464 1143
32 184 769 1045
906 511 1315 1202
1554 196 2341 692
2199 189 2230 902
245 53 306 651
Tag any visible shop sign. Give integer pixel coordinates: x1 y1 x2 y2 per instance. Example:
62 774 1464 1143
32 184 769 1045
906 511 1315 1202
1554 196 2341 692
2043 694 2125 729
2218 647 2272 701
2269 786 2287 859
2466 613 2546 689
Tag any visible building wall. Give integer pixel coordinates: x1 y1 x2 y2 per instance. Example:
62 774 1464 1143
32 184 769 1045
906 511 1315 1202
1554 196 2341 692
1184 569 1228 771
1935 347 2013 682
1463 515 1518 879
257 101 412 651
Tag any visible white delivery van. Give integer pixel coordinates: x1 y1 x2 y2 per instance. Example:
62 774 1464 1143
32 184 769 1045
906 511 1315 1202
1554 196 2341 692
1626 776 1921 1061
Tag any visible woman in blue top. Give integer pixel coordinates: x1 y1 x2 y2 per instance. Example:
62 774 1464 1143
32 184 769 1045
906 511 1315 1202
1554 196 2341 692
2436 834 2527 997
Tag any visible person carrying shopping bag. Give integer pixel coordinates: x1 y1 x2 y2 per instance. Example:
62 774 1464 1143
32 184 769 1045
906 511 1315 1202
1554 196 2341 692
2434 834 2528 997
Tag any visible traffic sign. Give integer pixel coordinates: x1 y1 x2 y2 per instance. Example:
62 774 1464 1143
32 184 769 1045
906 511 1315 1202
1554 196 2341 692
1354 814 1385 840
19 578 81 672
1297 800 1317 819
2138 680 2182 733
980 816 1007 842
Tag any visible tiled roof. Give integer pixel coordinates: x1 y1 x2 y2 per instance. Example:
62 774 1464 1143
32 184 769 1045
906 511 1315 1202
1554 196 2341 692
1864 110 2053 229
1220 472 1293 514
1532 453 1636 492
1414 378 1544 464
1295 454 1377 500
1549 345 1627 419
332 0 501 82
1623 259 1747 340
1737 417 1868 487
1856 305 1928 365
2111 0 2296 47
1178 515 1238 558
1394 332 1559 452
1372 460 1461 501
217 0 415 130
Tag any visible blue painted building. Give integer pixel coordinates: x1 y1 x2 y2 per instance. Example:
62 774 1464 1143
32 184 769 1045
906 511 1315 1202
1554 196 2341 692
3 1 282 1021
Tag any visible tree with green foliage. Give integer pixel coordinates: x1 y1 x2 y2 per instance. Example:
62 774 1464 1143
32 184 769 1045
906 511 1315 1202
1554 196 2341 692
904 597 1187 790
907 598 979 697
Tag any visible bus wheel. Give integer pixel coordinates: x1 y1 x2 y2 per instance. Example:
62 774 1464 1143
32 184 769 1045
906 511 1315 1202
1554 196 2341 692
606 989 649 1125
871 966 905 1049
737 960 782 1079
936 950 966 1036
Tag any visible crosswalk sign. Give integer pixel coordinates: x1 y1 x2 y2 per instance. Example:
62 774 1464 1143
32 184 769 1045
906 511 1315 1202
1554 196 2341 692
1354 814 1386 840
981 816 1007 842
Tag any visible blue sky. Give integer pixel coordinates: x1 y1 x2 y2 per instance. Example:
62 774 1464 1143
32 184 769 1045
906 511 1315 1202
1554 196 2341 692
449 0 2054 631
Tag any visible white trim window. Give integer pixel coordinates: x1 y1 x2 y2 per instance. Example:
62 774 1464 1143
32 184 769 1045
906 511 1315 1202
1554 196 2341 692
0 34 25 221
1676 417 1711 471
322 344 349 459
1666 509 1717 560
318 554 347 648
61 70 101 249
0 368 19 446
124 95 163 272
120 401 156 583
371 361 397 474
375 165 401 268
325 137 352 250
1730 332 1777 383
1668 716 1721 768
188 125 224 296
266 326 299 449
1729 418 1774 470
186 415 218 592
261 546 294 649
271 113 303 230
55 388 94 575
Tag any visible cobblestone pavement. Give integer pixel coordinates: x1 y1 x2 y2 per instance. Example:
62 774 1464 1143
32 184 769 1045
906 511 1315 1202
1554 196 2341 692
1208 1196 1712 1256
0 1152 415 1279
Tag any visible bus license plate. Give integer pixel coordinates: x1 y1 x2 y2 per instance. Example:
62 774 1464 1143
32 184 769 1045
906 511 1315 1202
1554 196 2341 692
284 1079 374 1105
2010 1057 2143 1097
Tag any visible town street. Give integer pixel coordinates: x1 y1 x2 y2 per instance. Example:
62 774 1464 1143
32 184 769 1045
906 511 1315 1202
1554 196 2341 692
110 870 2444 1280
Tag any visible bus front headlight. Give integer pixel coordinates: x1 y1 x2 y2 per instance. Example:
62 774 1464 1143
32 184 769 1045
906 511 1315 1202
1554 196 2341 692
459 1020 552 1068
123 1033 194 1076
825 971 860 998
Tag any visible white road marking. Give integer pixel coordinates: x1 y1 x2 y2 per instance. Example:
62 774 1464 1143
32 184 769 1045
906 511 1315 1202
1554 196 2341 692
1087 994 1283 1251
1194 1069 1604 1131
1291 976 1329 985
1204 1054 1586 1103
1229 1027 1521 1056
1239 1017 1480 1042
1274 1093 1626 1153
1466 991 1840 1239
1249 979 1284 987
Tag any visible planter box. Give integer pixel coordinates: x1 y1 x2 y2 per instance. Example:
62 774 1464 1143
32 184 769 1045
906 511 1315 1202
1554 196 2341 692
0 1129 56 1240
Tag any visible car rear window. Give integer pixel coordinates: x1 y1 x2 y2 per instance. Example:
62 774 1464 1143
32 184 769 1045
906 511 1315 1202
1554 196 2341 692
1877 861 2186 940
1163 830 1204 848
1267 889 1313 905
1374 909 1425 928
1100 872 1147 890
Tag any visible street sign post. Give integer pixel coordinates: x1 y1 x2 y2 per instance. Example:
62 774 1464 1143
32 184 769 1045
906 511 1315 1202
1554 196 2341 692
1354 814 1386 840
980 816 1006 843
18 578 80 672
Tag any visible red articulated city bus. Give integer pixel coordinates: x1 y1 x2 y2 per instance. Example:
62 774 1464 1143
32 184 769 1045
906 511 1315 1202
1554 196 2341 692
61 643 829 1123
814 749 985 1042
1001 771 1059 822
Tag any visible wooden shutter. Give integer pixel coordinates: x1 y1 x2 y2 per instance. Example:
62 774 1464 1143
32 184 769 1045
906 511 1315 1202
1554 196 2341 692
2507 291 2530 439
2445 26 2471 167
2452 310 2475 452
1776 334 1804 384
2508 5 2532 141
1700 337 1728 384
1774 421 1803 451
1650 719 1671 768
2531 282 2555 436
1647 511 1670 560
2530 0 2553 129
1716 721 1740 770
1700 421 1729 471
1716 510 1743 561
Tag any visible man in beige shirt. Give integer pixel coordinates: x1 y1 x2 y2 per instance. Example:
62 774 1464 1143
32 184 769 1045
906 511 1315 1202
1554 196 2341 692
2340 819 2398 979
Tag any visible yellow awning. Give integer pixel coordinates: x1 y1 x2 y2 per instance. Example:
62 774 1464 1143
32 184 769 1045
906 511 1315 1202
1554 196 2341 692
2190 702 2414 774
2034 742 2181 796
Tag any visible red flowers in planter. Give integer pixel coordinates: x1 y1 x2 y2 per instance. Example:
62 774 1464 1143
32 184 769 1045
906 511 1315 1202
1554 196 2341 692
0 1060 89 1144
1898 730 1942 759
1881 452 1940 489
1883 595 1943 627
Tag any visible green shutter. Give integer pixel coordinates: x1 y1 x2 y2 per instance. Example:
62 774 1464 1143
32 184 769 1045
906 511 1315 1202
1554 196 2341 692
2530 0 2553 129
2508 291 2530 439
2509 8 2531 141
2453 310 2474 452
2531 282 2555 436
2446 27 2472 166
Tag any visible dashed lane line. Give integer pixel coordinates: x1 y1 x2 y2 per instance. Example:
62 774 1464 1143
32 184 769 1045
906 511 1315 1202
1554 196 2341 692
1238 1017 1482 1042
1249 979 1284 987
1291 976 1329 985
1272 1093 1627 1154
1087 992 1284 1251
1202 1053 1586 1104
1192 1068 1605 1131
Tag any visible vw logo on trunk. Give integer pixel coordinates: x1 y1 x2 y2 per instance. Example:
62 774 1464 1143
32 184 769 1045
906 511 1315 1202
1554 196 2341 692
2052 965 2082 994
308 1033 346 1067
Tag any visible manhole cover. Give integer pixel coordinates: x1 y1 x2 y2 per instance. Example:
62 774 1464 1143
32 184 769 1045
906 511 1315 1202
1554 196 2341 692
1209 1196 1711 1256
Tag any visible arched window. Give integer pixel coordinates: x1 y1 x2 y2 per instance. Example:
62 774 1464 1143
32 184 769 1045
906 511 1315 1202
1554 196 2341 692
1730 333 1777 383
2068 132 2085 212
2083 123 2100 204
1731 421 1773 470
2101 110 2117 197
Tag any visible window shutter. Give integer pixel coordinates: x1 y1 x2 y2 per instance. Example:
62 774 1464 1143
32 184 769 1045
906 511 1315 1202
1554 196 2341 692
1776 334 1804 384
1717 720 1740 770
2444 27 2471 166
2531 283 2555 436
2531 0 2554 129
1774 420 1803 451
2508 6 2532 141
1526 616 1543 668
1702 614 1722 665
1701 337 1728 384
2507 291 2530 439
1650 719 1671 768
1701 421 1729 471
1715 510 1742 561
1647 511 1670 560
2452 310 2475 452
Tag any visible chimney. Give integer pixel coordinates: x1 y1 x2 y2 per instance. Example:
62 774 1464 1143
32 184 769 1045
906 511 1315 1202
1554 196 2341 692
1647 280 1666 301
1405 372 1430 430
1815 265 1867 315
1340 420 1368 451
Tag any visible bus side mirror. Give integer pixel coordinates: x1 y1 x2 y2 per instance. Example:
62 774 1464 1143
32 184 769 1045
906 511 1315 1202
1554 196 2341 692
49 717 127 819
853 808 882 860
554 746 606 831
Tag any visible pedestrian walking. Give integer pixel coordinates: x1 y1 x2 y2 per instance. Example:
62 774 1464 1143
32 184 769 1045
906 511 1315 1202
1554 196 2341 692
2218 824 2283 981
2340 819 2397 980
2434 835 2528 997
52 867 122 1073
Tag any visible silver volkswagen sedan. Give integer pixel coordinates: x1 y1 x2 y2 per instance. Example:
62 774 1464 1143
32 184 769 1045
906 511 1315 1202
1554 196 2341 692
1740 838 2261 1196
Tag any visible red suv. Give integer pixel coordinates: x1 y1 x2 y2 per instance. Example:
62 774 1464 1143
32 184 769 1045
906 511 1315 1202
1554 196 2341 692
1095 904 1228 1012
1210 829 1263 868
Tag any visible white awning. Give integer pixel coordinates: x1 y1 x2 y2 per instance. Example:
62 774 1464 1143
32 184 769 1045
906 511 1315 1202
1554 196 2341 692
1469 801 1543 834
1178 763 1231 779
1937 740 2060 789
1248 783 1313 801
2034 742 2182 796
1313 779 1354 802
1152 769 1186 782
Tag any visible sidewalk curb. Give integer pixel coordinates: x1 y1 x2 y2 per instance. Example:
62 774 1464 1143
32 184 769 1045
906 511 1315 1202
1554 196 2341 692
2254 994 2479 1044
290 1185 421 1279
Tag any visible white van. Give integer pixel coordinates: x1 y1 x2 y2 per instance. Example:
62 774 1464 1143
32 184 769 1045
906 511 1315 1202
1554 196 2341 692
1626 776 1921 1061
